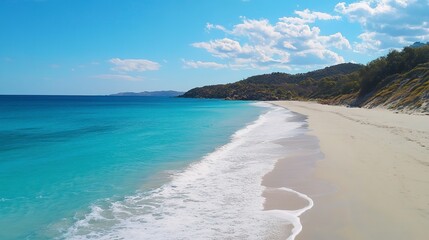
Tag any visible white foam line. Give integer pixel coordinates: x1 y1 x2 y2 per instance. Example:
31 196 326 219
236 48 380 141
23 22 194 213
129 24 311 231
265 187 314 240
63 103 308 239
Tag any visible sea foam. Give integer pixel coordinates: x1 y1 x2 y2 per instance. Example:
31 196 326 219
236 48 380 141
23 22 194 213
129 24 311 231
63 104 312 240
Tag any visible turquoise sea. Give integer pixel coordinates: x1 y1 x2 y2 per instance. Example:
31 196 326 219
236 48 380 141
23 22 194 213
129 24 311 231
1 96 312 240
0 96 266 239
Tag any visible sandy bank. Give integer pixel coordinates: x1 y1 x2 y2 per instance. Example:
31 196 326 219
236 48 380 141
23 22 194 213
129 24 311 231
268 101 429 239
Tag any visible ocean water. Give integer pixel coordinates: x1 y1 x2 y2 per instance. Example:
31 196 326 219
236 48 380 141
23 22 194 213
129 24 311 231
0 96 310 240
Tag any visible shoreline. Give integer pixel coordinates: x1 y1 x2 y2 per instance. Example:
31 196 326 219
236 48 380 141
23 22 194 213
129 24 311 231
262 109 325 240
62 102 308 239
267 101 429 239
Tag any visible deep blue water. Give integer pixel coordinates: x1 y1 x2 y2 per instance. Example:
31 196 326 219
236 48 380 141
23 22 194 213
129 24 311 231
0 96 265 239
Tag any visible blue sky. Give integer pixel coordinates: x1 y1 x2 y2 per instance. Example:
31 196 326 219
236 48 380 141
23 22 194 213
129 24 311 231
1 0 428 94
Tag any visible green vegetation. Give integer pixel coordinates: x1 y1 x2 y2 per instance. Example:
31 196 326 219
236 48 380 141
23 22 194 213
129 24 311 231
358 46 429 97
357 62 429 112
182 63 363 100
181 44 429 113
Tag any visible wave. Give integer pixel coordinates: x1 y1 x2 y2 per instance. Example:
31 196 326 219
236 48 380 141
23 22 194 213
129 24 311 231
62 104 311 240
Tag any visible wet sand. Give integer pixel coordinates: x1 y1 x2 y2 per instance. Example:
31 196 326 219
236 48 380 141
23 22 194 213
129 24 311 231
264 101 429 239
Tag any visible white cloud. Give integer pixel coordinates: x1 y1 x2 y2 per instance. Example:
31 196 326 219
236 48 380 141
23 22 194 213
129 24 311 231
109 58 160 72
206 23 227 32
94 74 143 81
283 41 297 50
320 32 352 49
182 59 227 69
231 18 282 45
191 9 348 70
291 49 346 65
335 1 394 23
278 9 341 27
354 31 382 52
192 38 252 59
336 0 429 52
295 9 341 22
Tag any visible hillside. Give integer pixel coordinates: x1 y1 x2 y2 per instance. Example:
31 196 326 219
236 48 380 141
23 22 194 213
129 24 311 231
238 63 363 85
181 63 363 100
322 63 429 113
356 62 428 112
181 45 429 113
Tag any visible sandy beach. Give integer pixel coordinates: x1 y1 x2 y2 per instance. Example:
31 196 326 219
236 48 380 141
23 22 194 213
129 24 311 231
264 101 429 239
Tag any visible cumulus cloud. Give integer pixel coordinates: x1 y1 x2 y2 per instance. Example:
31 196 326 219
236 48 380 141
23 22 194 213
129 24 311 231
335 0 395 22
294 9 342 22
335 0 429 52
230 18 282 45
109 58 160 72
192 38 252 59
192 9 348 70
93 74 143 81
320 32 352 49
206 23 227 32
182 59 227 69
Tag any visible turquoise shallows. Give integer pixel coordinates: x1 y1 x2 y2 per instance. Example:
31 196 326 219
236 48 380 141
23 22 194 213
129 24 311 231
0 96 264 239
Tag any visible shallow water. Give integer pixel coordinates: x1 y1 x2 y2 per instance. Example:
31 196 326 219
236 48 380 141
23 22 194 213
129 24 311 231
0 96 310 239
0 96 264 239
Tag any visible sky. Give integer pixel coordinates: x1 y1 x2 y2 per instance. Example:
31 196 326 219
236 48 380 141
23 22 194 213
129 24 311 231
0 0 428 95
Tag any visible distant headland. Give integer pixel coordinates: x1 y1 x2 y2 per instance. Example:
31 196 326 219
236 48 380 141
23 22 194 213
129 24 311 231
110 91 184 97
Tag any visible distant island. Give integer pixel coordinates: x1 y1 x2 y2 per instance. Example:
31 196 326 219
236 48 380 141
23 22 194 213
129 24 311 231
110 91 184 97
181 43 429 113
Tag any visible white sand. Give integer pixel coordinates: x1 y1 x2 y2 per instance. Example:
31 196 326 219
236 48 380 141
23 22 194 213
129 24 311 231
271 101 429 239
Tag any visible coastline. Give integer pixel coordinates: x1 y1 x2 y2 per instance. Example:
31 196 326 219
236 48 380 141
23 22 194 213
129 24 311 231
267 101 429 239
261 112 322 240
62 102 309 239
